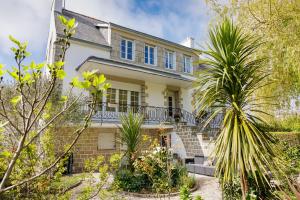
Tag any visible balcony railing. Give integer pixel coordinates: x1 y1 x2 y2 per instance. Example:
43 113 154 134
79 103 197 125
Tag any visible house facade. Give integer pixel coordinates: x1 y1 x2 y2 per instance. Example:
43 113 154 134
47 0 211 172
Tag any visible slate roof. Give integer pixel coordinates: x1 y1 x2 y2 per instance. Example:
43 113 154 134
54 9 110 47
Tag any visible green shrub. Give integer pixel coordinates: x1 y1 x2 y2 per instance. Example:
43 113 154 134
194 195 204 200
180 185 192 200
114 169 149 192
115 147 192 194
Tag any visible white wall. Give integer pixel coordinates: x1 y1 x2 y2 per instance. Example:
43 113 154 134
62 41 110 94
145 82 165 107
171 132 187 159
181 88 193 113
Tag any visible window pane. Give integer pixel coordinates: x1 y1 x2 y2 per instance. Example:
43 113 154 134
165 52 168 68
130 91 139 113
106 88 116 112
96 91 103 111
184 56 191 73
119 90 128 112
145 46 148 63
150 47 154 65
127 41 133 60
121 40 126 58
169 52 173 69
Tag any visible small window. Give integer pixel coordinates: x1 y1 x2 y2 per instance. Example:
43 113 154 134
183 56 192 73
98 132 115 150
119 90 128 112
165 51 175 69
120 39 134 60
145 45 155 65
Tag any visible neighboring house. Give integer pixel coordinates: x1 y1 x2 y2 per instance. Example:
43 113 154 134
47 0 212 172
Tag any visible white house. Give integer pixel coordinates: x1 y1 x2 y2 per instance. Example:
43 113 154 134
46 0 208 172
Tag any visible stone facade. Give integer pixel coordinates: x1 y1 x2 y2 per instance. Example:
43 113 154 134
55 126 161 172
109 28 199 74
174 125 204 157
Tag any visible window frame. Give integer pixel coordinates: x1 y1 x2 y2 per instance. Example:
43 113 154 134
165 50 176 70
183 55 192 74
120 38 134 61
144 44 156 66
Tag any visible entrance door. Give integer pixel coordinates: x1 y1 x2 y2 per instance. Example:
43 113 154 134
168 92 175 117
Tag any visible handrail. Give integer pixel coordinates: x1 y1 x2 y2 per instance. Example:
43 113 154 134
79 103 197 125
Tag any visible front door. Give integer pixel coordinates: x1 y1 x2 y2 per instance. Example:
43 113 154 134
168 92 175 117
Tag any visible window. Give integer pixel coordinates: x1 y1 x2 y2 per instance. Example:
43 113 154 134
106 88 116 112
183 56 192 73
121 39 134 60
130 91 139 113
145 45 155 65
96 91 103 111
98 132 115 150
165 51 175 69
119 90 128 112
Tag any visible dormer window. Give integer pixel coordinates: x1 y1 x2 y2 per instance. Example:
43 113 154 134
120 38 134 60
145 45 156 65
165 51 175 70
183 55 192 73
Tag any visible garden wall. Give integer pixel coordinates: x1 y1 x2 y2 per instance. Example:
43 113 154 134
54 126 160 172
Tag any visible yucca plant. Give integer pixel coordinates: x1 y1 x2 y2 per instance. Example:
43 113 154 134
194 18 283 199
119 111 144 171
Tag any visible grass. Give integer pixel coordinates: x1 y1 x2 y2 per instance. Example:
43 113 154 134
51 174 84 193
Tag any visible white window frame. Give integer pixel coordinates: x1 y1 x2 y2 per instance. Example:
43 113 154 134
144 44 157 66
120 38 135 61
183 55 193 74
165 50 176 70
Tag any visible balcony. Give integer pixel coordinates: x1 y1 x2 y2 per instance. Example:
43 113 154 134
79 103 197 125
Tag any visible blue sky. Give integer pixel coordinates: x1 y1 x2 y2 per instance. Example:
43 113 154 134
0 0 213 69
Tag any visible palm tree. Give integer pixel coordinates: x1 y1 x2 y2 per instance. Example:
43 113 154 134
194 18 281 199
119 111 144 171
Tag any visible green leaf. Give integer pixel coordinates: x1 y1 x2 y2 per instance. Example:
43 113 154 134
70 77 82 88
11 96 22 105
81 81 91 89
54 61 64 68
9 35 20 46
8 71 19 80
82 70 97 80
0 64 5 76
67 18 76 29
56 69 66 79
60 95 68 102
58 15 68 25
23 73 31 82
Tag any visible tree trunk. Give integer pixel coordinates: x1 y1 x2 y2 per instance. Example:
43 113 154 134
240 171 249 200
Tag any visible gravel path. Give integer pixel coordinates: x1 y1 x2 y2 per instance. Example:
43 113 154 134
70 173 222 200
123 174 222 200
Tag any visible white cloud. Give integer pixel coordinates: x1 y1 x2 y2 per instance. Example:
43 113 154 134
0 0 52 62
65 0 212 46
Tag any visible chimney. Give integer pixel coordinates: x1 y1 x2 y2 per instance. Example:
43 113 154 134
52 0 65 13
181 37 195 48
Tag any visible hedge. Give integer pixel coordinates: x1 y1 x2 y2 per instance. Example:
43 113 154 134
272 132 300 146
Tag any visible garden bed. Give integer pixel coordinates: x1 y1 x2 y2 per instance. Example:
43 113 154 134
119 183 198 198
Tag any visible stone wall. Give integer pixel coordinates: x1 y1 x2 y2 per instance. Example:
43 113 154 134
174 125 204 157
55 126 160 172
